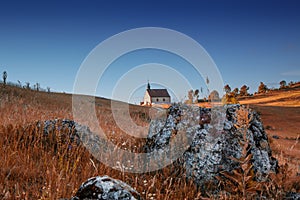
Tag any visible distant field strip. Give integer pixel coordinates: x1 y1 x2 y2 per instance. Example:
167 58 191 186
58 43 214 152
240 91 300 107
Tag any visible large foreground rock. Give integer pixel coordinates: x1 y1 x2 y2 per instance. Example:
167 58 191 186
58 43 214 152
144 104 278 186
71 176 142 200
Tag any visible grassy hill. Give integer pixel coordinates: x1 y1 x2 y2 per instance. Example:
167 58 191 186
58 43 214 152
239 86 300 107
0 84 154 199
1 84 300 199
0 84 151 134
237 87 300 182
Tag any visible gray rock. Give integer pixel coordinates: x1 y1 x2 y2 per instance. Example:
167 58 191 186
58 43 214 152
71 176 142 200
286 192 300 200
144 103 278 186
35 118 106 153
37 119 81 145
34 120 141 199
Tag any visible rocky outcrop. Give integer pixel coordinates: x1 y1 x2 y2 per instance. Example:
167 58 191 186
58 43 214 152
38 119 81 145
144 104 278 186
33 106 279 197
71 176 142 200
35 119 106 153
33 120 141 199
286 192 300 200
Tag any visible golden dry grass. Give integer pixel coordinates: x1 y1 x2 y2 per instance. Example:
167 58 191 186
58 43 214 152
239 88 300 182
1 84 300 199
0 85 202 199
239 89 300 107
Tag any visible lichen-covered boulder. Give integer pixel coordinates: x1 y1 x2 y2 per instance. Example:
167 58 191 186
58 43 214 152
286 192 300 200
71 176 142 200
37 119 81 145
35 119 105 152
144 103 278 186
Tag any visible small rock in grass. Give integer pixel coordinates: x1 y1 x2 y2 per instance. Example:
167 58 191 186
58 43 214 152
71 176 142 200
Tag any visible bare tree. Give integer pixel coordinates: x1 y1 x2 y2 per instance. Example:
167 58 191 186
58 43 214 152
222 86 239 104
36 83 40 91
222 93 238 104
3 71 7 85
240 85 249 96
232 88 239 96
25 82 30 89
288 81 294 87
186 89 201 104
187 90 194 104
194 89 199 103
224 84 231 94
47 87 51 93
258 82 268 94
279 80 287 89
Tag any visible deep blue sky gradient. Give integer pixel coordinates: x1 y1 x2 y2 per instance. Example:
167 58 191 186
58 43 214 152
0 0 300 102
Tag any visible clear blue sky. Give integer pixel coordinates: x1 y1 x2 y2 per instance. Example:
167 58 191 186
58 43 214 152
0 0 300 103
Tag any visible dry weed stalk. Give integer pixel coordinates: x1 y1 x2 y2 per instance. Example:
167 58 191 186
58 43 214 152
217 106 262 200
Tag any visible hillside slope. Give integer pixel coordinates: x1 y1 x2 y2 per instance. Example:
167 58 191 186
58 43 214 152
0 84 149 126
239 87 300 176
1 84 300 198
239 87 300 107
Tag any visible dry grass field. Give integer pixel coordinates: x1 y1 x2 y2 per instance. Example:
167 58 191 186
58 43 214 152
0 84 300 199
239 87 300 187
